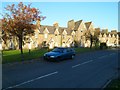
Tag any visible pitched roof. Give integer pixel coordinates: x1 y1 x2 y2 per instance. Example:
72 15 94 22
40 25 56 34
39 25 45 34
85 22 92 30
46 26 56 34
66 28 73 35
58 27 66 34
74 20 82 30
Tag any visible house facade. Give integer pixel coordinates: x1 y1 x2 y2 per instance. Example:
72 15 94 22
1 19 119 50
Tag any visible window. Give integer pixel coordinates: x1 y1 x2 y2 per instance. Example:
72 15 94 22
55 34 57 36
44 34 48 38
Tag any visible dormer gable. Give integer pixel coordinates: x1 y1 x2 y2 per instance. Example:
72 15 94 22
54 28 59 35
112 34 115 38
116 34 119 38
99 33 102 37
103 33 107 37
62 29 67 35
108 34 111 37
71 30 76 36
43 27 49 34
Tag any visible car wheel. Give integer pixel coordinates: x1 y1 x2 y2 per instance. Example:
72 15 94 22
71 55 75 59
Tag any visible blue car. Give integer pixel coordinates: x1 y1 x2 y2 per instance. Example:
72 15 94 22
44 47 75 61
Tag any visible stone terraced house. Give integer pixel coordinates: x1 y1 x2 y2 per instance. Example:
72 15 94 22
1 19 120 50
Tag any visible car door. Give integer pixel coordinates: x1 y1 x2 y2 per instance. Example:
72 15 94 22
65 48 72 59
61 49 68 59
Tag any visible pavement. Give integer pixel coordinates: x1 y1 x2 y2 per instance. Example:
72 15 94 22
2 49 119 89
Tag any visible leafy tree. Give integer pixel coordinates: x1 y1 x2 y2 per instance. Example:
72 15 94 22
1 2 46 54
85 29 100 49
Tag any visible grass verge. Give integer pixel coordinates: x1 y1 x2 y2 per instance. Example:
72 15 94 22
2 47 99 64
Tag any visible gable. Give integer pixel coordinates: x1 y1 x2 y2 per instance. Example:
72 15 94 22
71 30 76 35
78 21 86 32
62 29 67 35
43 27 49 34
54 28 59 35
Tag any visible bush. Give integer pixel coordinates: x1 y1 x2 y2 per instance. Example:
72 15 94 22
100 43 108 49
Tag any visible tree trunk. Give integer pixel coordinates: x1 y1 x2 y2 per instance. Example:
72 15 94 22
18 36 23 54
90 41 92 49
90 36 93 49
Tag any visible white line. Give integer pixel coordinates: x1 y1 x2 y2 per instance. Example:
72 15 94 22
3 71 58 90
98 53 116 59
98 55 108 59
110 53 116 56
72 60 93 68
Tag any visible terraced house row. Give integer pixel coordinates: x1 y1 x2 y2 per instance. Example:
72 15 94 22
1 19 120 50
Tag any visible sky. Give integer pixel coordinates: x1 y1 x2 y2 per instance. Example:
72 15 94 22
0 1 118 32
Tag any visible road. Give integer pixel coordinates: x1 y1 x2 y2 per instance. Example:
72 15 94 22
2 49 119 89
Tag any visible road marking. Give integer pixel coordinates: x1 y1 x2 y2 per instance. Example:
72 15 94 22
98 55 109 59
72 60 93 68
109 53 116 56
98 53 116 59
3 71 58 90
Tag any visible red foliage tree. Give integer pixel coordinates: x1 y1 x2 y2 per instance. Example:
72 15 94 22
2 2 46 54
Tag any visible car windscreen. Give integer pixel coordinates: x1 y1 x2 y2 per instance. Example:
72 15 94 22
52 48 64 53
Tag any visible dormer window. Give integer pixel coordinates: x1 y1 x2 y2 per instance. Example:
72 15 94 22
81 29 83 32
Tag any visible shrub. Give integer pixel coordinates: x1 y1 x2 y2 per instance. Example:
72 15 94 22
100 43 108 49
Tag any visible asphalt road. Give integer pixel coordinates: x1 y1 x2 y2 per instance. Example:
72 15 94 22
2 49 119 89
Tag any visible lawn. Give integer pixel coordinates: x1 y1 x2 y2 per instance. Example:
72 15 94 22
2 47 98 64
2 49 48 64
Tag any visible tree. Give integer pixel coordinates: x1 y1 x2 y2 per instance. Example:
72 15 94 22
85 29 100 49
2 2 46 54
93 29 100 48
85 30 93 49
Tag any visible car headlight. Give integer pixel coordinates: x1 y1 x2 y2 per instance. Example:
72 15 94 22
50 56 56 58
44 54 47 56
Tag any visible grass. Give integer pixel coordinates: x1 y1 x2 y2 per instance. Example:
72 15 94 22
106 79 120 89
2 49 48 64
2 47 99 64
74 47 96 53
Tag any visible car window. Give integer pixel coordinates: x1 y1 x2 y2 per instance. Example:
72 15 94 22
52 48 64 53
67 48 72 52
